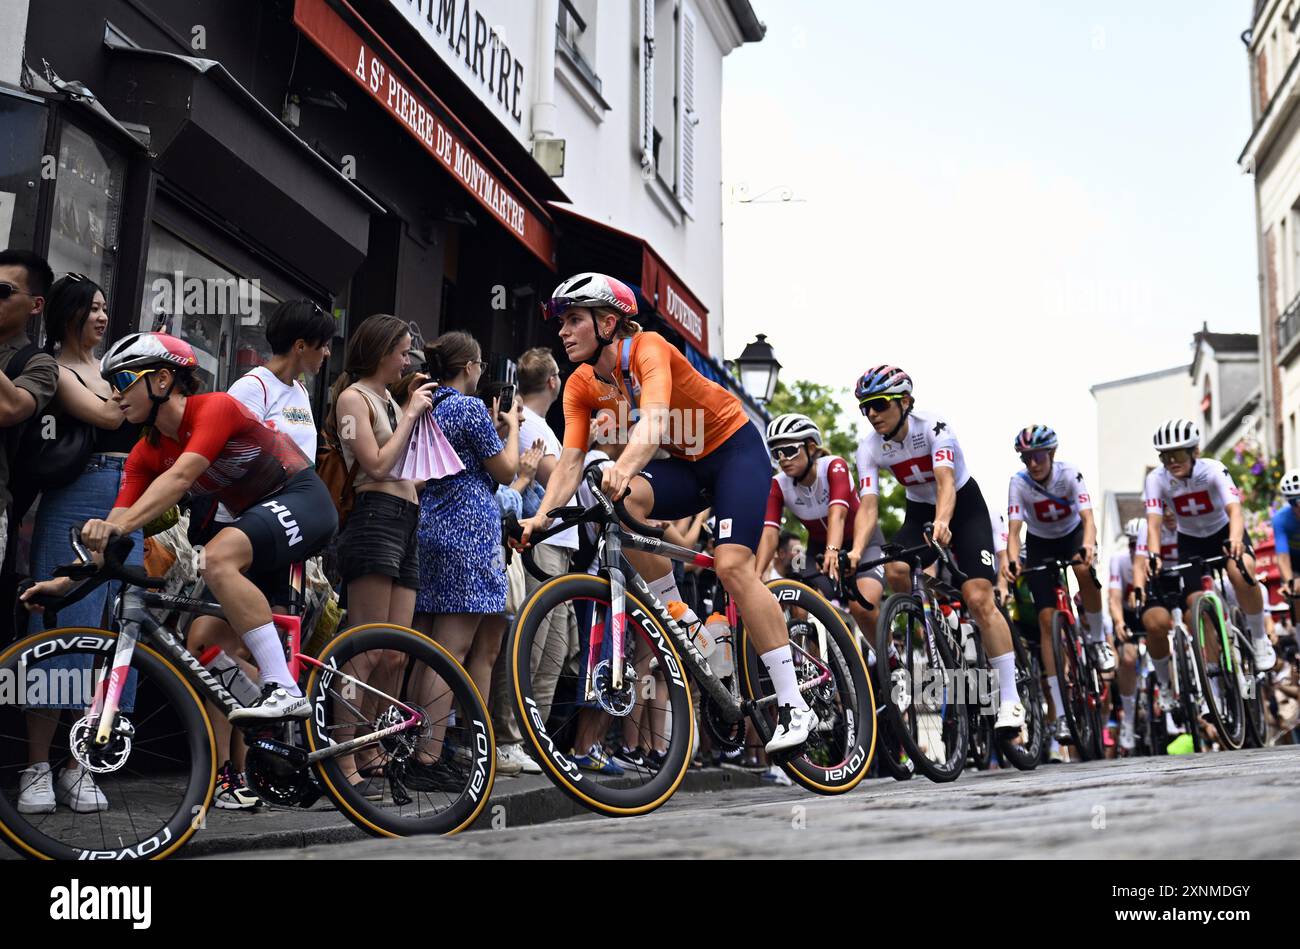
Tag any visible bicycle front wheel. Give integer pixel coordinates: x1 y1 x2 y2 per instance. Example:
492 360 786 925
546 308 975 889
0 628 215 860
1172 628 1203 753
1190 598 1246 750
997 635 1043 771
305 623 495 837
508 574 694 817
740 579 876 794
876 594 967 782
1051 612 1096 760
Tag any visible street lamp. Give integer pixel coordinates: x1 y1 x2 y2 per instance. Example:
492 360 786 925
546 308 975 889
735 334 781 403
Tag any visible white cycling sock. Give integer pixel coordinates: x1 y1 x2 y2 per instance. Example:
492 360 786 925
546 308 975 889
1152 654 1171 687
1121 693 1136 722
760 646 810 714
648 572 685 609
1047 675 1065 720
988 652 1019 704
1245 611 1267 643
242 622 298 694
1084 611 1105 643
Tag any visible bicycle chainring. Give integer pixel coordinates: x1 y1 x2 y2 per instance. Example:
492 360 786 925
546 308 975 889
245 735 313 806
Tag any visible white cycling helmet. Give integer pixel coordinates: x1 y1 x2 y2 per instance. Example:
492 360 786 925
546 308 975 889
1123 518 1142 541
1282 469 1300 499
766 413 822 448
1152 419 1200 452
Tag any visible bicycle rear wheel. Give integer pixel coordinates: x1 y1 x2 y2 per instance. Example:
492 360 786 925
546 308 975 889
305 623 495 837
876 594 967 782
1190 598 1246 750
508 574 693 817
1050 612 1096 759
1233 609 1268 748
0 628 214 860
740 579 876 794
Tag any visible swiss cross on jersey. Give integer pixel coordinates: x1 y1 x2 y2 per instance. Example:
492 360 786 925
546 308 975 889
890 455 935 486
1174 490 1214 518
1033 498 1070 522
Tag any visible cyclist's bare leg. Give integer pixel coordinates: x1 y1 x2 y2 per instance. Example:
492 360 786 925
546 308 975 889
1072 562 1103 619
1144 606 1173 660
199 529 270 634
852 575 884 625
1117 643 1138 696
884 562 910 595
1226 554 1264 614
1038 606 1057 677
963 579 1021 711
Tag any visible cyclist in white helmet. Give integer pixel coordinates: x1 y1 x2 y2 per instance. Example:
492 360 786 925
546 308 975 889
1136 419 1276 700
757 413 885 630
1271 469 1300 603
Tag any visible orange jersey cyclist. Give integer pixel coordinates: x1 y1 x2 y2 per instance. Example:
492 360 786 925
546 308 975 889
516 273 817 753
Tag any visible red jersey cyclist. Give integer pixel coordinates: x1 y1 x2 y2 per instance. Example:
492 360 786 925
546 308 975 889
23 333 338 721
516 273 816 753
756 413 886 631
849 365 1026 733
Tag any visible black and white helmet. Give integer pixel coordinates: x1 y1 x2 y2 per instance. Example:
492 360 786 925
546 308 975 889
765 413 822 448
1282 469 1300 499
1123 518 1142 541
1152 419 1200 452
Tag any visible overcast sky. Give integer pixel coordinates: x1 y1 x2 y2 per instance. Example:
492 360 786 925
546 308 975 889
720 1 1259 511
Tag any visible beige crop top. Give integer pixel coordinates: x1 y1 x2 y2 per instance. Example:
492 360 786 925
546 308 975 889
342 383 402 489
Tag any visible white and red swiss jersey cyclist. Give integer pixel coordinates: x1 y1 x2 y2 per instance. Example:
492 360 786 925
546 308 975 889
1006 461 1092 540
763 455 858 544
1135 518 1179 563
856 407 969 505
1143 459 1240 538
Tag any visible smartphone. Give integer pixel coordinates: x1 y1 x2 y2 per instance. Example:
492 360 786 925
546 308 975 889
499 384 516 415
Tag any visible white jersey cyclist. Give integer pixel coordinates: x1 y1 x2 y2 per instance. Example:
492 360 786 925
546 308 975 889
1007 461 1092 540
1143 458 1240 538
1108 548 1134 599
856 406 969 506
990 509 1008 556
764 455 883 550
1134 518 1178 564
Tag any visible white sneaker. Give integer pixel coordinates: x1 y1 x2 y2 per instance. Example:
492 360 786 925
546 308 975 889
498 742 541 775
17 763 55 814
765 703 816 754
1092 641 1117 673
1156 687 1177 714
994 700 1026 733
495 746 523 776
1119 717 1136 751
1253 637 1278 673
228 684 310 722
56 766 108 813
761 764 793 787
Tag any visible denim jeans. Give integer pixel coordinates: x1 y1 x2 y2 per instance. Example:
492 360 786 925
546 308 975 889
25 455 142 709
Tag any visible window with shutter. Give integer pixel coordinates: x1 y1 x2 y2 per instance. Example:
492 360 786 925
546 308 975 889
677 3 697 214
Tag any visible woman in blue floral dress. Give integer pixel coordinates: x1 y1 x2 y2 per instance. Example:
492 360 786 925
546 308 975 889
413 331 519 707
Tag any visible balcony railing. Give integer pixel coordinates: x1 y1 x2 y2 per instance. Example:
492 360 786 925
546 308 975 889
1279 291 1300 354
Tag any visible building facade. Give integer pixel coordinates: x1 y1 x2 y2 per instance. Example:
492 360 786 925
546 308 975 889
1241 0 1300 462
0 0 766 424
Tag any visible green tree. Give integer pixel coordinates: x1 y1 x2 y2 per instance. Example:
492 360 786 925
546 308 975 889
766 378 905 539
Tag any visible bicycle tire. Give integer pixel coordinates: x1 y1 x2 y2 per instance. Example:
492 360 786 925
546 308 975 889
875 594 967 782
1050 611 1095 759
739 579 876 794
997 639 1043 771
0 628 215 860
1232 608 1268 748
305 623 495 837
1190 598 1246 750
508 574 694 817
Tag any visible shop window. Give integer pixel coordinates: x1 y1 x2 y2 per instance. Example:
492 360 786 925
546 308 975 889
46 123 126 306
0 91 49 253
139 225 279 393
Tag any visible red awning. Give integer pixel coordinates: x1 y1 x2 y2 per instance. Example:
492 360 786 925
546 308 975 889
551 206 711 354
295 0 557 268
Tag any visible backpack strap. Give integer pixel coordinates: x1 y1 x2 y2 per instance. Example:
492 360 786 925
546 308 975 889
1016 469 1073 512
619 337 640 423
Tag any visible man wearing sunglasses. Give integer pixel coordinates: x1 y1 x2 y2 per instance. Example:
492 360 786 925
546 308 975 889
848 364 1026 734
0 250 59 573
1001 424 1110 747
1135 419 1276 683
22 332 337 721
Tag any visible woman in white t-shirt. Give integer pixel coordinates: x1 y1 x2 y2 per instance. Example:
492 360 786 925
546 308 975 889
185 300 335 809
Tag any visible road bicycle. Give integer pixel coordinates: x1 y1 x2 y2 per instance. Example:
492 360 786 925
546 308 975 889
502 469 875 817
863 526 1041 783
1017 556 1106 761
0 530 493 860
1156 551 1259 751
